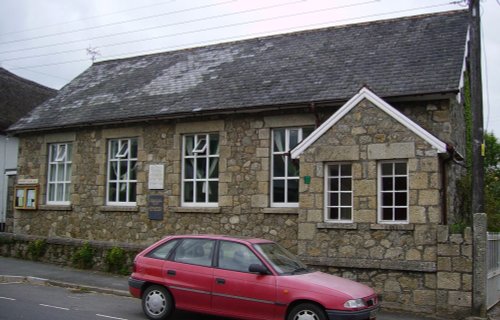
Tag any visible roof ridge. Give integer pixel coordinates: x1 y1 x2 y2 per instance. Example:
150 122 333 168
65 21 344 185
0 67 57 93
93 9 468 66
9 8 469 133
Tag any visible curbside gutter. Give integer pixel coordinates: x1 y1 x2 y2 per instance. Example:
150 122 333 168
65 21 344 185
0 274 130 297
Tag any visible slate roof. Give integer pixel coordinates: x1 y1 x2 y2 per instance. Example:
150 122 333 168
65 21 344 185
0 68 56 132
9 10 469 133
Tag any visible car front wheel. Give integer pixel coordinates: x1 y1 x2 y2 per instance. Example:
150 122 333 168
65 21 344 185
142 285 173 320
287 303 327 320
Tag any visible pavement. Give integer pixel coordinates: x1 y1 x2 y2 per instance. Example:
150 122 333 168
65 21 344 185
0 256 495 320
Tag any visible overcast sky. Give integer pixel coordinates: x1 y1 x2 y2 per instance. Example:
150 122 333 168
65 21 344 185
1 0 499 135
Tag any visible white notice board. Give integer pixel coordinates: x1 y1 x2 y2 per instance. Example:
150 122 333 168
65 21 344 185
148 164 164 190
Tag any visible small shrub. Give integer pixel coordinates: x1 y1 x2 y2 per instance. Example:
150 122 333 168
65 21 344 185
450 222 468 234
72 242 94 269
27 239 47 261
105 246 129 275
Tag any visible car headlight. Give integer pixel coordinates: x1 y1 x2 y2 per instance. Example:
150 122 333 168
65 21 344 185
344 298 367 309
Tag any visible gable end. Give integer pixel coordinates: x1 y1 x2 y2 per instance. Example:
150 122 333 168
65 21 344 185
290 87 448 159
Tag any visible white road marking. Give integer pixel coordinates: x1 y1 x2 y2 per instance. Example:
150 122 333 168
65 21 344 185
39 304 70 310
0 296 16 301
96 314 128 320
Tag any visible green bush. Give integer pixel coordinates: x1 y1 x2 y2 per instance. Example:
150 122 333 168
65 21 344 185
27 239 47 261
450 222 467 234
105 246 129 275
71 242 94 269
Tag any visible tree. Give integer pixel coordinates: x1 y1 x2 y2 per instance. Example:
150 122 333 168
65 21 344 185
484 132 500 231
484 132 500 170
457 131 500 232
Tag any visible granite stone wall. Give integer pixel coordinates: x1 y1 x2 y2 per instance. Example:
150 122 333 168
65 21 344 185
295 98 472 317
10 96 474 317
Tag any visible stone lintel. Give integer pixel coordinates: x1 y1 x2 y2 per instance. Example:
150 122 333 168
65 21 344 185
263 114 315 128
314 146 359 162
175 120 224 134
367 142 415 159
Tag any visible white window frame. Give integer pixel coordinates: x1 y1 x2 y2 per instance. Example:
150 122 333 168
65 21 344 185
47 143 72 205
107 138 138 206
324 163 353 223
377 160 409 224
271 127 311 208
182 133 219 207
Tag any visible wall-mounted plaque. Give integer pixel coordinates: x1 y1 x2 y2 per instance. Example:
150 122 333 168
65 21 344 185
148 194 164 220
148 164 164 190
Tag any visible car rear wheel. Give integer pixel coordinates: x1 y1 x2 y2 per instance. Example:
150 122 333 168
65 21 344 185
142 285 173 320
287 303 327 320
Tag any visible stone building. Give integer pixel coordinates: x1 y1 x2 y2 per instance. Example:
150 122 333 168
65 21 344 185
0 67 57 232
7 10 476 317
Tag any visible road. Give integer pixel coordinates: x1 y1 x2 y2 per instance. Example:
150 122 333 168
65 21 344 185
0 280 456 320
0 282 232 320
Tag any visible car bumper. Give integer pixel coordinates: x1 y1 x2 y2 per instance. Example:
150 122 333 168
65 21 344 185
326 306 379 320
128 277 146 298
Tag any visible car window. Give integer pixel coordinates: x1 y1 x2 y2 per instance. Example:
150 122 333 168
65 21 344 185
145 239 179 260
173 238 215 267
254 242 309 275
218 241 262 273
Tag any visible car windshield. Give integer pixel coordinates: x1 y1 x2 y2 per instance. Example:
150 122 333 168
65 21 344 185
254 242 310 275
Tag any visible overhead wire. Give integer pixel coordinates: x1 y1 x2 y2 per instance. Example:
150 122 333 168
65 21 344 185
480 1 491 132
3 0 438 61
0 0 177 37
7 65 71 82
0 0 236 45
4 0 460 71
0 0 305 59
3 0 380 69
1 0 465 85
99 1 460 62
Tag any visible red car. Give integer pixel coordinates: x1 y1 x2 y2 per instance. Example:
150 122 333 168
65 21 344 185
129 235 379 320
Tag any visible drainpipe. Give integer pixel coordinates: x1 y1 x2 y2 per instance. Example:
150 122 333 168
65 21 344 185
309 102 321 127
441 144 465 225
440 153 450 225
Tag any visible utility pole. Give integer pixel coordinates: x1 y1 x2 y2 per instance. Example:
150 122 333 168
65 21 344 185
469 0 486 317
470 0 484 213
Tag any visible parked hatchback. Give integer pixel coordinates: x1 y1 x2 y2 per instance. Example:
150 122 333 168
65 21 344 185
129 235 379 320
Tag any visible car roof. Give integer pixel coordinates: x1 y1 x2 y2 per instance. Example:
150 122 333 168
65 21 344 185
164 234 274 245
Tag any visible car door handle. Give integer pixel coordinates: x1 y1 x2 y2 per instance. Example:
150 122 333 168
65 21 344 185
216 278 225 284
167 270 176 276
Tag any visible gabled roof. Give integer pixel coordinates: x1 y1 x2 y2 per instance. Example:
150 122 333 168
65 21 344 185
0 68 56 132
9 10 469 133
290 87 448 159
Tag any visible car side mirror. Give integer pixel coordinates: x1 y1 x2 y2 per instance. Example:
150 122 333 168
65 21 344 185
249 264 271 275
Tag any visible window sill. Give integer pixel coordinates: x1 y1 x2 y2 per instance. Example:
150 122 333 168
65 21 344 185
262 208 299 215
370 224 414 231
316 222 357 230
99 206 139 212
174 207 221 214
39 204 73 211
